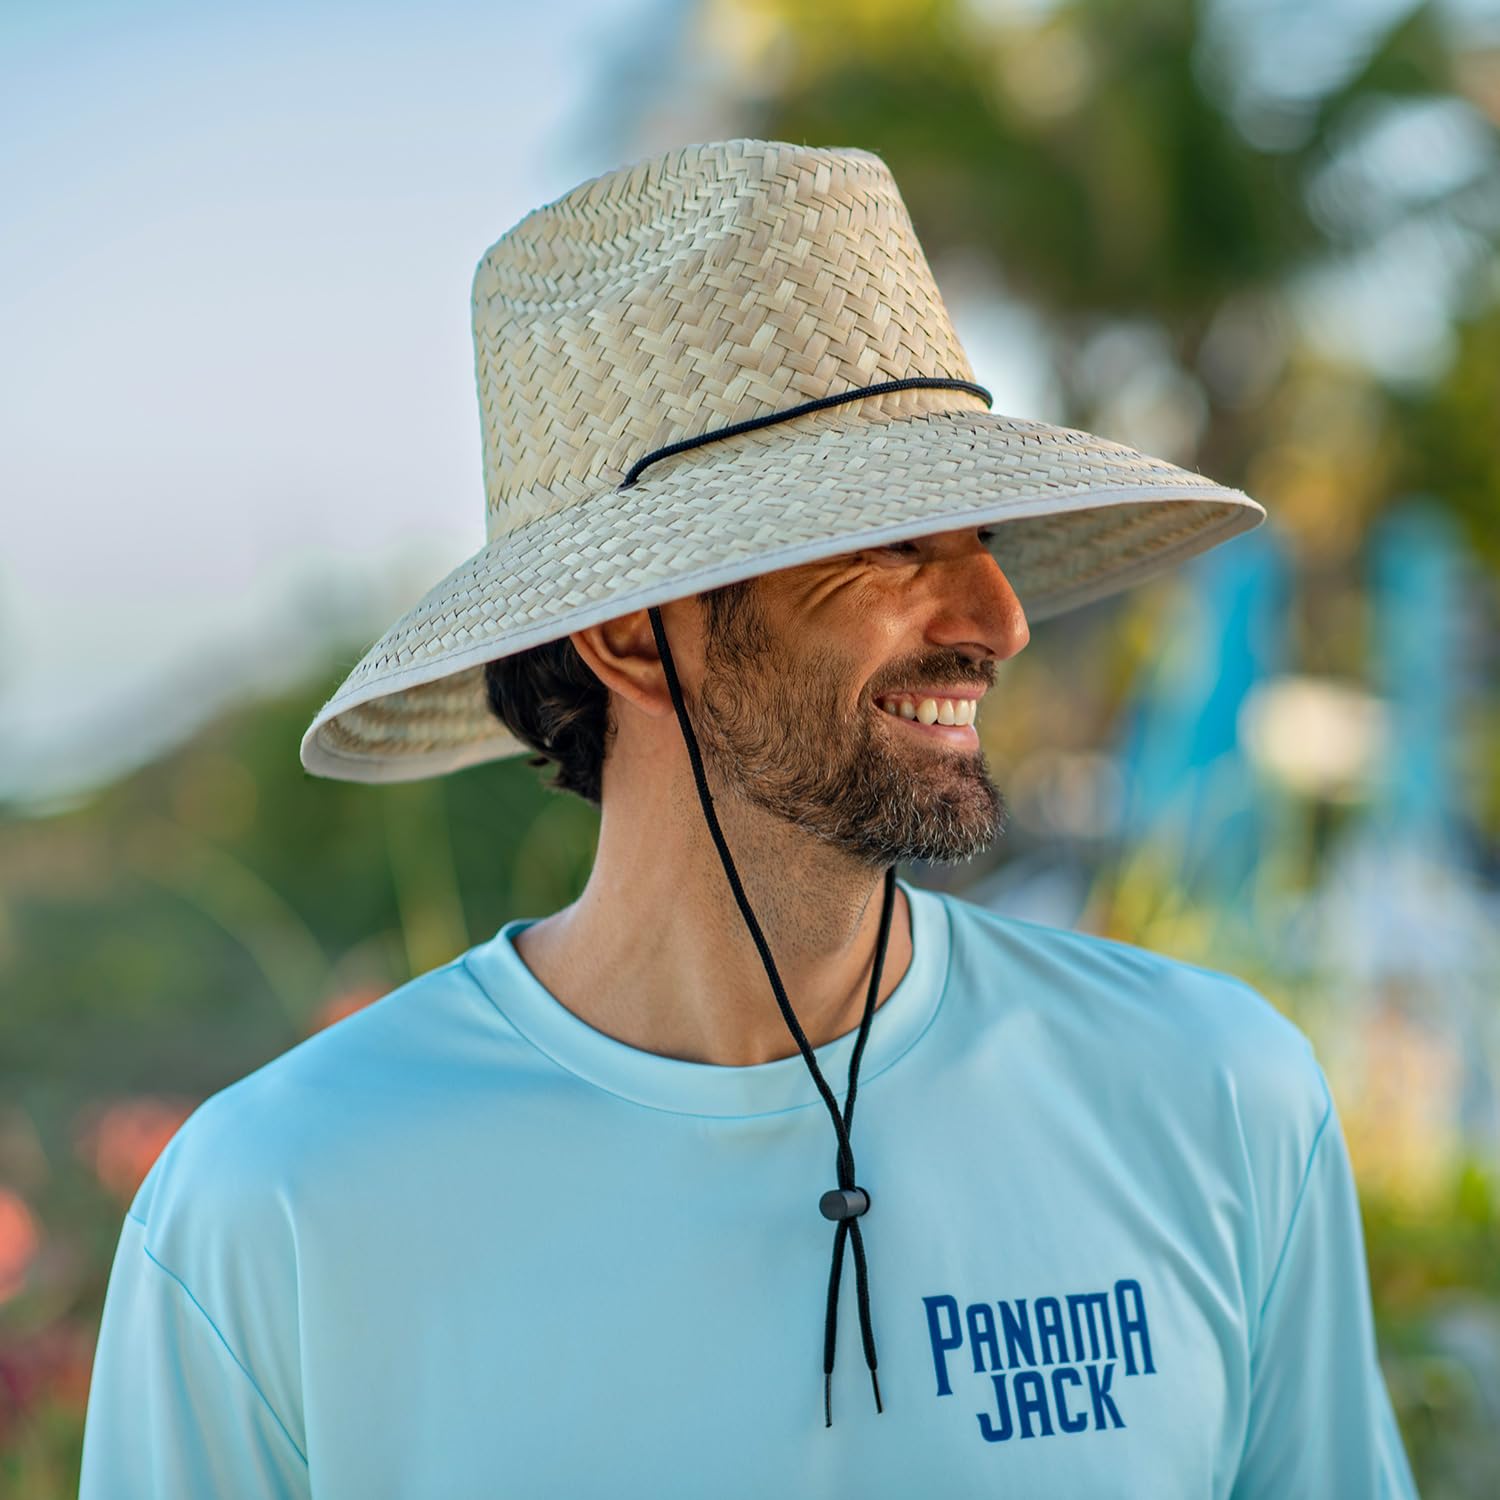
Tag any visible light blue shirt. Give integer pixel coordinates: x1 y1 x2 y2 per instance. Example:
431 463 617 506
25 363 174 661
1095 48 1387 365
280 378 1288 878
80 879 1417 1497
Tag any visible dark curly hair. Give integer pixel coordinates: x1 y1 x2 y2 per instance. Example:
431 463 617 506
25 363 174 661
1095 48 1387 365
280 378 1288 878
483 579 757 806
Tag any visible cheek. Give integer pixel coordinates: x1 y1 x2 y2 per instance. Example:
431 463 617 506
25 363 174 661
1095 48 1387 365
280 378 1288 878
844 593 913 676
758 568 912 687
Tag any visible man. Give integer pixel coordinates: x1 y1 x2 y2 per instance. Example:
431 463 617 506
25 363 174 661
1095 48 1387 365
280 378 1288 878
81 140 1417 1496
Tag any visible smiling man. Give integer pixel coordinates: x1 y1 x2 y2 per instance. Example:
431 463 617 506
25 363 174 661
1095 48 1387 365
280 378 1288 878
81 140 1416 1498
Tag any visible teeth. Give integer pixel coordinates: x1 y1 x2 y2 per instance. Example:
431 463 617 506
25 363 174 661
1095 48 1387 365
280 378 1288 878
877 695 980 727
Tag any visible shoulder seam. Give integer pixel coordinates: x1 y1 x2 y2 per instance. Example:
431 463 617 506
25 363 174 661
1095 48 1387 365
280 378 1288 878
1252 1070 1336 1330
138 1241 309 1467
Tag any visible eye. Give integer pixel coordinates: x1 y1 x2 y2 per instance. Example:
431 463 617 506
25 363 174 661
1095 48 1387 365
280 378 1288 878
879 540 921 557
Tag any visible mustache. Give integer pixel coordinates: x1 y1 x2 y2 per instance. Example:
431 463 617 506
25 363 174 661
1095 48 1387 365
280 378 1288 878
868 652 997 698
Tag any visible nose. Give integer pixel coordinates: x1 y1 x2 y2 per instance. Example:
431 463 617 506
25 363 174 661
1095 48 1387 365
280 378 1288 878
923 545 1030 665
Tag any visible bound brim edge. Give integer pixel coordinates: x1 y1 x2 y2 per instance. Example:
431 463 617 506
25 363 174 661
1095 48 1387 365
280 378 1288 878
299 481 1264 784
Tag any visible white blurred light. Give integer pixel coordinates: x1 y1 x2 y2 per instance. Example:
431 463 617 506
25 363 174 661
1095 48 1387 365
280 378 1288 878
1239 674 1389 799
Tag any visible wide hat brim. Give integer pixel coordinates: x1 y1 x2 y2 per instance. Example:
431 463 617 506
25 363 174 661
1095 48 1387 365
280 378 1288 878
300 389 1262 784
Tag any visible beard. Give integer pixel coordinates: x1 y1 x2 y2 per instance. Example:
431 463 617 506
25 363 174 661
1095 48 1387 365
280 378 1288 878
689 584 1008 868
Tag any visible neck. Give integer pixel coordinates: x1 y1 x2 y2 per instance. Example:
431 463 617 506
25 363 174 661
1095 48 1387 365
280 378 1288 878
511 764 913 1067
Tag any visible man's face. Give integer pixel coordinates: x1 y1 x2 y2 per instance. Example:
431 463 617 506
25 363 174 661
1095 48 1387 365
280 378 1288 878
687 527 1029 867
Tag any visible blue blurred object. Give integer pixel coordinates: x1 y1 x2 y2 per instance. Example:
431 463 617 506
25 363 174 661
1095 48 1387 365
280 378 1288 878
1113 522 1290 902
1368 500 1464 845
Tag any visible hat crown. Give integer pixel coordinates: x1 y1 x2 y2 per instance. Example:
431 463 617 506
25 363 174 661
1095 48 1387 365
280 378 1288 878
471 139 977 535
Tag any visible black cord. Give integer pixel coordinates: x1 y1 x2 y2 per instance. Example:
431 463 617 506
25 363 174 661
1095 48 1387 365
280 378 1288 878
620 377 992 488
646 605 897 1426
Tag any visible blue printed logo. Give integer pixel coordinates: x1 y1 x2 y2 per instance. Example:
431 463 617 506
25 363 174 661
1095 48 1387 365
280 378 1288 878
921 1279 1156 1442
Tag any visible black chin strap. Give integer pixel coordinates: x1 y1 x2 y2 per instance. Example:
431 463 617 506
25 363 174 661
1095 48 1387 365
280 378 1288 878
646 605 896 1428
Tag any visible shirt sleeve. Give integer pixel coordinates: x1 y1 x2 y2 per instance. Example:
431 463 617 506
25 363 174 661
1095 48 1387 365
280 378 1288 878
1230 1085 1418 1498
79 1210 311 1500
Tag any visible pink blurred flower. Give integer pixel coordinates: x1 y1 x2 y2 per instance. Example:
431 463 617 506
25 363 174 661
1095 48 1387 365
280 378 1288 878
73 1096 196 1203
0 1186 39 1304
0 1320 96 1442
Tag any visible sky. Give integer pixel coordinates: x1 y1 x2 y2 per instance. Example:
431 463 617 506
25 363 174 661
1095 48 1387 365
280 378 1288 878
0 0 678 803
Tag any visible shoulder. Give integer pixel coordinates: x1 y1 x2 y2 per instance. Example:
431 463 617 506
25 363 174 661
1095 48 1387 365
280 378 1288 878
935 891 1336 1302
933 890 1330 1143
128 953 498 1268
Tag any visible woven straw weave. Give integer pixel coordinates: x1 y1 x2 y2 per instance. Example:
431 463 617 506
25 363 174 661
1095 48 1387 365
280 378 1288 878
301 139 1263 783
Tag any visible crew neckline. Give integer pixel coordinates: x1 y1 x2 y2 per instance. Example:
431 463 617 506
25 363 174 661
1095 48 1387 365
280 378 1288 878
462 877 952 1118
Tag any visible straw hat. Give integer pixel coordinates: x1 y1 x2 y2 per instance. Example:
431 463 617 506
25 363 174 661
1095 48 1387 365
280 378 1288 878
300 138 1263 783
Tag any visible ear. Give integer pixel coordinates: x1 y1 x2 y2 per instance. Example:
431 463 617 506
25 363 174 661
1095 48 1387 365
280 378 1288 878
569 598 702 726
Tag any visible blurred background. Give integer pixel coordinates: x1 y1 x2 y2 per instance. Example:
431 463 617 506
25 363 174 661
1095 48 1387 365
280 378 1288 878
3 0 1499 1492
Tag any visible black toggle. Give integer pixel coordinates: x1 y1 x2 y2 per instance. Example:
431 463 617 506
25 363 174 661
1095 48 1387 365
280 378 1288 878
820 1187 871 1221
